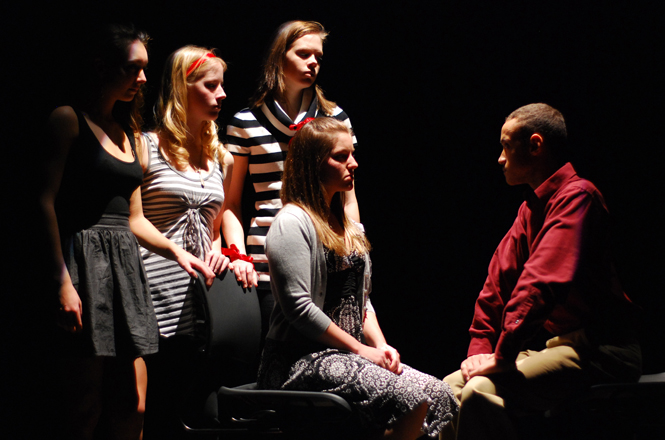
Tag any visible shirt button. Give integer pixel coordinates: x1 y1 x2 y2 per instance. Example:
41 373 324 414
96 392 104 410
515 319 520 324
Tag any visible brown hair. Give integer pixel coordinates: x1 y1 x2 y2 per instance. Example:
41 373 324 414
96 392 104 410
89 23 150 137
282 117 369 255
506 103 568 157
250 20 337 115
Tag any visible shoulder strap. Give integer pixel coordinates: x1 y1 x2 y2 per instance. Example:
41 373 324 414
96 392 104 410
141 132 159 170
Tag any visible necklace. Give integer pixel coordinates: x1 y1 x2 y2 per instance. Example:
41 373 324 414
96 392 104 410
195 168 205 187
191 150 206 188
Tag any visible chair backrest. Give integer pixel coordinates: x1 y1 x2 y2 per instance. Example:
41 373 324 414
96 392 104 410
201 272 358 436
193 271 262 366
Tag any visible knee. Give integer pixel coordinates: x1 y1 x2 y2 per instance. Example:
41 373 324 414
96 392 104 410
443 369 463 387
61 398 103 438
121 383 146 417
78 399 103 425
135 396 146 416
443 371 498 406
443 369 465 401
459 376 496 405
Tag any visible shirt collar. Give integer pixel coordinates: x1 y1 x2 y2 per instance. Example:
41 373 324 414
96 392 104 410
265 88 317 129
526 162 577 207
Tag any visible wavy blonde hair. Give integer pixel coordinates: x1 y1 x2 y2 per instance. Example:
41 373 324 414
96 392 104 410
282 118 370 256
250 20 337 116
153 45 227 170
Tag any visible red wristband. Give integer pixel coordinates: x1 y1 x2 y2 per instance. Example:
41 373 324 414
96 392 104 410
222 244 254 265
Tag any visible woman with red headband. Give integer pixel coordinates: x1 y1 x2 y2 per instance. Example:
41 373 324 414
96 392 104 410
43 25 215 440
225 20 360 340
138 45 257 439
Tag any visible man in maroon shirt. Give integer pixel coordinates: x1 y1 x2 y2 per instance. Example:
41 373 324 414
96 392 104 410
441 103 641 440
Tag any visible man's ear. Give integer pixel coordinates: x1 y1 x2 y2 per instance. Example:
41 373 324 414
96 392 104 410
529 133 544 156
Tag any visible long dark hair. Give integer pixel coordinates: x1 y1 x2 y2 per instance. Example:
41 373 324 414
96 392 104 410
79 23 150 134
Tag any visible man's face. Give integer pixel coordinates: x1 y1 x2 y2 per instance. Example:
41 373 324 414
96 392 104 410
499 118 533 186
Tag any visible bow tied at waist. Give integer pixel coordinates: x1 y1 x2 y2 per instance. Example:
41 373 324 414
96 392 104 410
183 207 204 258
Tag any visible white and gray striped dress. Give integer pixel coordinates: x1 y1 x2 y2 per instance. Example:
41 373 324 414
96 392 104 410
225 88 356 291
140 133 225 337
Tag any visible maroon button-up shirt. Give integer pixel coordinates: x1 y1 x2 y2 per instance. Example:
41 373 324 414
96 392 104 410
468 163 630 362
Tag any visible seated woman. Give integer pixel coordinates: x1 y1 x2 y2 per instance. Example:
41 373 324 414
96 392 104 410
258 118 459 439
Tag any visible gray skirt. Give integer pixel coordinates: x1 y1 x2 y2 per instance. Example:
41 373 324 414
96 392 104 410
62 214 159 357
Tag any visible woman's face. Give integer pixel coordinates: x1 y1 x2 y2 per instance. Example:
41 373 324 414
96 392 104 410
108 39 148 102
321 132 357 195
283 33 323 92
187 61 226 123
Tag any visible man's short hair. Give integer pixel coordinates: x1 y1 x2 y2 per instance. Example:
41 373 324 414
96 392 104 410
506 104 567 155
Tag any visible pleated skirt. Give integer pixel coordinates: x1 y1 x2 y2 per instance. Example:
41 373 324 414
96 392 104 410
62 214 159 357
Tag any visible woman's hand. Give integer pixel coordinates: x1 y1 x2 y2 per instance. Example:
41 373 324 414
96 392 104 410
318 322 401 374
377 343 403 374
57 281 82 333
359 312 402 373
358 344 402 374
357 345 389 368
175 249 216 287
205 249 230 275
228 259 258 289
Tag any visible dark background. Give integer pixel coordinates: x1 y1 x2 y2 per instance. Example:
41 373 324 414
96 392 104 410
4 0 664 436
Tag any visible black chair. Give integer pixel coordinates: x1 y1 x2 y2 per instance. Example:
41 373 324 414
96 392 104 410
178 270 260 437
518 372 665 440
559 372 665 440
183 272 358 439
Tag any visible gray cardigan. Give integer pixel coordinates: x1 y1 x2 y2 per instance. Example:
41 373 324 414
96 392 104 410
265 204 373 343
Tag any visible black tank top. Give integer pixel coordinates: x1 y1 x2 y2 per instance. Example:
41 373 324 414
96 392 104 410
55 109 143 238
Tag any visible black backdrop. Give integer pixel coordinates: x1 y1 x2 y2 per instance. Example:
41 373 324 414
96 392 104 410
3 0 664 436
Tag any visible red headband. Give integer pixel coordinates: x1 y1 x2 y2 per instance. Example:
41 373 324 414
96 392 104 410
186 53 216 77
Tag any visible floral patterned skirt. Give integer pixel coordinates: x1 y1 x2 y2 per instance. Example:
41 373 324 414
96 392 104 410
258 250 458 436
258 339 459 437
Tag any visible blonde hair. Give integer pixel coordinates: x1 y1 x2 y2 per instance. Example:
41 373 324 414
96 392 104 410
153 45 227 170
282 118 370 255
250 20 337 116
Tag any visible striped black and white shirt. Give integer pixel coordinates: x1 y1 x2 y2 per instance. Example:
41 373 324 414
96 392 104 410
225 88 356 290
140 133 225 337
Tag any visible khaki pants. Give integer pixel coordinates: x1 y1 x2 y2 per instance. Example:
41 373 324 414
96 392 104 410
441 330 593 440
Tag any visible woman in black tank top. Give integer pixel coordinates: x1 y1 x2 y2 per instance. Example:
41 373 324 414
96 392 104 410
43 24 216 440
